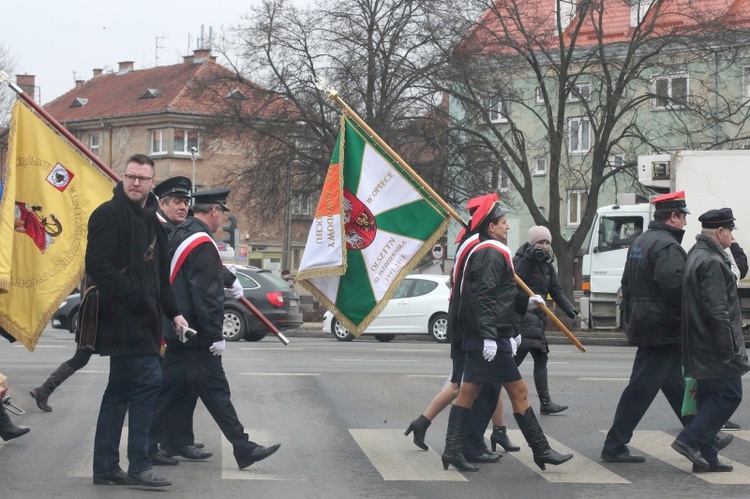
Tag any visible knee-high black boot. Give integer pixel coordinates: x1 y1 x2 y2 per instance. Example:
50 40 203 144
30 363 75 412
514 407 573 470
441 406 479 472
0 403 30 441
491 425 520 452
535 368 568 415
404 414 431 451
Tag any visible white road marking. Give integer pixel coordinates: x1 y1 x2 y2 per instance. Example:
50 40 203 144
376 349 445 353
350 429 467 481
330 359 418 363
240 347 305 351
578 377 631 381
404 375 451 378
504 430 629 483
628 430 750 484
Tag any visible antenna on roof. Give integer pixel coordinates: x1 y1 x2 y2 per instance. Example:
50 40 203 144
155 35 168 66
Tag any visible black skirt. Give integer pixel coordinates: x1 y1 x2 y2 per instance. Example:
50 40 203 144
450 358 466 384
462 349 522 385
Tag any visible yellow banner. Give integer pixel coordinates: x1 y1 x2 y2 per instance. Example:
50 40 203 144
0 101 114 350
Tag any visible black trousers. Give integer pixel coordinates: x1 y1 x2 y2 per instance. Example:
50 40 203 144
149 350 199 451
464 384 500 457
150 348 258 461
602 344 689 456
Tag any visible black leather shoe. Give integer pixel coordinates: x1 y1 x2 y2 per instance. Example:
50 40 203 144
127 469 172 487
162 445 212 460
194 440 205 449
671 439 709 471
237 443 281 470
600 451 646 463
465 452 501 463
93 470 135 485
151 451 179 466
693 458 733 473
716 432 734 450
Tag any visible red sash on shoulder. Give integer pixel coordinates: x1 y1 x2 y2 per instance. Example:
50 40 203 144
169 232 218 284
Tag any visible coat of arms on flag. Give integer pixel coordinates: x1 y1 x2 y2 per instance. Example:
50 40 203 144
296 114 450 335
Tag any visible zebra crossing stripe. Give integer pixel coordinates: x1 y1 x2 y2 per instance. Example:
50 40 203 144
627 430 750 484
349 429 467 481
503 430 629 483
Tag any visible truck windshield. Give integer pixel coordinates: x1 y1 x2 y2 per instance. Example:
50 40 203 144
597 216 643 253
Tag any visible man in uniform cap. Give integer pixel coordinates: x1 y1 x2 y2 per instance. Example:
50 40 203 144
154 186 281 470
154 176 192 231
602 190 707 463
673 207 750 472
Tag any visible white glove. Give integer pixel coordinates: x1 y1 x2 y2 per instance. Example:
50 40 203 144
210 340 226 356
230 278 244 299
225 264 237 275
528 295 545 310
512 334 522 356
482 339 497 362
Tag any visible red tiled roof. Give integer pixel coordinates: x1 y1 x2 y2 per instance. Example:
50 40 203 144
44 59 284 123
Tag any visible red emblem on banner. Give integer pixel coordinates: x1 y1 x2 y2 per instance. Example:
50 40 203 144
343 189 377 250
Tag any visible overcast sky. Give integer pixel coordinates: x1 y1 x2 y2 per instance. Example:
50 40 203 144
1 0 276 105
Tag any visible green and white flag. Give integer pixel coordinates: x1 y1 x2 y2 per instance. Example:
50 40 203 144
297 115 450 335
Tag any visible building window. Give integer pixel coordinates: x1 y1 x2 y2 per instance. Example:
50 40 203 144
291 192 312 216
534 87 545 104
743 67 750 100
652 74 688 109
482 95 508 123
567 189 588 226
498 170 510 192
608 153 625 169
568 117 590 153
88 134 100 157
174 129 200 154
630 0 653 27
566 82 591 103
534 157 547 176
150 129 166 154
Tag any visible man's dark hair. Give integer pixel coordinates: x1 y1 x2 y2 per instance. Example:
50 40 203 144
653 209 677 222
127 153 155 167
192 203 215 214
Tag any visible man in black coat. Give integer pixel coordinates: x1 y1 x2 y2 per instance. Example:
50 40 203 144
601 191 692 463
156 188 280 471
672 208 750 472
86 154 187 487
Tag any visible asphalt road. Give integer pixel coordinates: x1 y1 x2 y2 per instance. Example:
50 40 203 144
1 326 749 498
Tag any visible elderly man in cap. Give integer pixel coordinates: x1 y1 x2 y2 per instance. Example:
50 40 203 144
672 208 750 472
155 176 192 231
601 191 703 463
157 187 280 470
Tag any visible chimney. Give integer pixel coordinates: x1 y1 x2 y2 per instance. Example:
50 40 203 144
93 68 103 78
16 74 36 100
117 61 134 74
183 54 194 64
75 80 85 88
192 48 212 62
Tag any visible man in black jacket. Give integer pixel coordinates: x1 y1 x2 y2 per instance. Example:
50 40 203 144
672 208 750 472
86 154 187 487
601 191 692 463
157 188 280 470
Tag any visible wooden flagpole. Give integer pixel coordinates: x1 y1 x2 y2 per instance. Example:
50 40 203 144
315 77 585 353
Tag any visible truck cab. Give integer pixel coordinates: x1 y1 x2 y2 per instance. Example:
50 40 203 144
580 201 651 329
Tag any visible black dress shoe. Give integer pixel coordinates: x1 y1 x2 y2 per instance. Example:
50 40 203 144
600 451 646 463
93 470 135 485
693 458 733 473
194 440 205 449
671 439 709 471
127 469 172 487
237 443 281 470
162 445 213 460
716 432 733 450
151 451 180 466
465 452 501 463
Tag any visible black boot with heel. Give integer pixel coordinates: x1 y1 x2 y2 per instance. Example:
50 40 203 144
0 403 30 441
441 406 479 472
404 414 431 451
536 368 568 415
514 407 573 470
491 425 520 452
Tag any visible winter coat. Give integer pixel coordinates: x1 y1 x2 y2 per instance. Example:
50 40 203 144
512 243 576 351
85 182 180 356
682 235 750 379
450 233 528 353
620 221 686 347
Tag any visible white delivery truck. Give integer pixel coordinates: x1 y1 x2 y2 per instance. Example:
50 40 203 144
580 150 750 330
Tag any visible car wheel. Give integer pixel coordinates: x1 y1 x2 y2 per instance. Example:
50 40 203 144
331 318 355 341
429 313 449 343
374 334 396 342
243 332 268 342
223 308 246 341
68 309 79 335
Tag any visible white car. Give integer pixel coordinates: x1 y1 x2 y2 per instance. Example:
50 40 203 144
322 274 450 343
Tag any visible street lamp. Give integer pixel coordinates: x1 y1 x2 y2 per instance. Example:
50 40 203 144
190 147 198 187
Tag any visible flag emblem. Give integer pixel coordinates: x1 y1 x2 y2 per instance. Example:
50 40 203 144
344 189 377 250
46 163 74 191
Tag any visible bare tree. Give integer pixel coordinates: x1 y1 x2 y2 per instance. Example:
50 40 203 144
0 42 18 126
429 0 750 297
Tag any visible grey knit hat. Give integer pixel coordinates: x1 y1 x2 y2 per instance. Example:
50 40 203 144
528 225 552 246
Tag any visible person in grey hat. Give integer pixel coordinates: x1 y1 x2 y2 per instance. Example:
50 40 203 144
672 208 750 472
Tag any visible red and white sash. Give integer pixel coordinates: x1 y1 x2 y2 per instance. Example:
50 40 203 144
169 232 219 284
